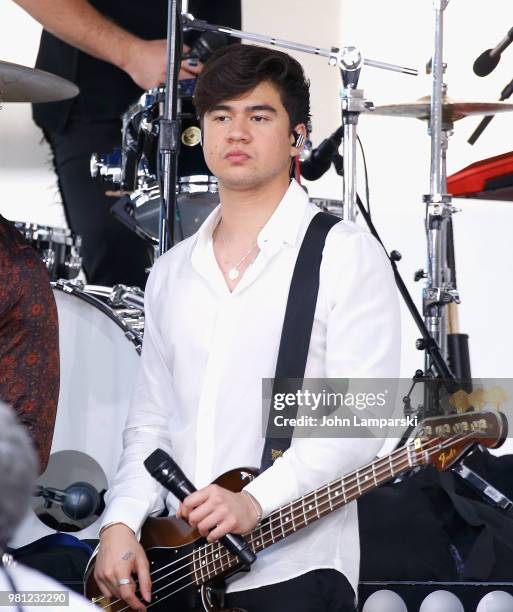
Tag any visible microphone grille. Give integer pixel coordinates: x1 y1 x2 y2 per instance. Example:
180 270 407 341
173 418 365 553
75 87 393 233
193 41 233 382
144 448 172 475
473 50 500 77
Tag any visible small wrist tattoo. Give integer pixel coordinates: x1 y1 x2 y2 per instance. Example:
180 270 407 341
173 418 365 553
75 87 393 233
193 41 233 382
121 550 133 561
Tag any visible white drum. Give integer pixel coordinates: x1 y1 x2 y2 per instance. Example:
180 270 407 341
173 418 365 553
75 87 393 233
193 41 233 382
10 283 143 548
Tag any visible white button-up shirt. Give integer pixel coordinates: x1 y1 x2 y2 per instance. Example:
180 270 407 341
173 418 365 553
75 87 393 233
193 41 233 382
101 179 401 595
1 564 96 611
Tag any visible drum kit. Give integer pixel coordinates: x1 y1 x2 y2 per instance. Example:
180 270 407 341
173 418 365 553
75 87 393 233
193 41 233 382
3 0 513 545
0 59 148 545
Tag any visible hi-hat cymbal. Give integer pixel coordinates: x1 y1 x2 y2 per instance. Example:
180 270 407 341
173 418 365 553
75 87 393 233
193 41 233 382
365 95 513 123
0 59 79 103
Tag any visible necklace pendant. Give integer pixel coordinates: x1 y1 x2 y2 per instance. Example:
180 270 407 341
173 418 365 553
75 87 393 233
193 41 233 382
228 267 239 281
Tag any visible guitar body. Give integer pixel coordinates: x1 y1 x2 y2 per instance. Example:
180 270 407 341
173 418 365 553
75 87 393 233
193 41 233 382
84 468 257 611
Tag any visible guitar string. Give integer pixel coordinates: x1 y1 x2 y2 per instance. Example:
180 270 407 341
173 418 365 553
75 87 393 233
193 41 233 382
113 431 480 612
100 432 476 610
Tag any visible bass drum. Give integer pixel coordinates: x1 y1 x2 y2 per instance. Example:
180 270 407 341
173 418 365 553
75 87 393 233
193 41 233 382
10 283 143 548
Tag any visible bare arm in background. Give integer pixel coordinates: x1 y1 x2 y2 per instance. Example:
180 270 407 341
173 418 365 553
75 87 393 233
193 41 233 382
13 0 202 89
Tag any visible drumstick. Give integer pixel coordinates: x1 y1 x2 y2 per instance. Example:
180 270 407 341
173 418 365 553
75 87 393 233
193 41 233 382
447 302 459 334
105 190 133 197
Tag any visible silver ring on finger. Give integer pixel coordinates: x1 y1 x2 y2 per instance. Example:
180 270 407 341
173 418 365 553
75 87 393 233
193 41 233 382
117 578 132 586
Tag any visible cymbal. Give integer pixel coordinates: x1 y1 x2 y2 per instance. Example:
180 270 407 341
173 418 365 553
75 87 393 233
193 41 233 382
0 59 79 103
365 95 513 123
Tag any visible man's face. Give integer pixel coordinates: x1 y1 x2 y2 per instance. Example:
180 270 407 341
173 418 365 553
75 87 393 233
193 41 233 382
202 80 304 192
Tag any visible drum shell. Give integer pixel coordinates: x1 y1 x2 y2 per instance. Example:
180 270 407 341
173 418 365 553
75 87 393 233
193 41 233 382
9 285 141 547
177 101 211 178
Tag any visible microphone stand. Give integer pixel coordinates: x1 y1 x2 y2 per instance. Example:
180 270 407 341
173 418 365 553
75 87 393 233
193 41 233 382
468 76 513 145
327 151 460 406
157 0 183 256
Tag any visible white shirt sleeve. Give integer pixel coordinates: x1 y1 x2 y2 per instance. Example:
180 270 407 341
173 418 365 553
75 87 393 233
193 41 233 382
6 564 97 611
101 261 175 535
244 225 401 516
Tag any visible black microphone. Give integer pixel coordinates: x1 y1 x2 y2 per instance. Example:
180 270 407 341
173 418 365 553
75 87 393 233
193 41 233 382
34 482 105 521
144 449 256 566
300 126 344 181
183 32 231 64
473 26 513 77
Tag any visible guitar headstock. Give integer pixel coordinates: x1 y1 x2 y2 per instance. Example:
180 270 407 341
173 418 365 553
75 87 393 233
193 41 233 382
411 410 508 471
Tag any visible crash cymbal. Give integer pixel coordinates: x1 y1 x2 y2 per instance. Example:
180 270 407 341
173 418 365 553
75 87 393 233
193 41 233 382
365 95 513 123
0 59 79 103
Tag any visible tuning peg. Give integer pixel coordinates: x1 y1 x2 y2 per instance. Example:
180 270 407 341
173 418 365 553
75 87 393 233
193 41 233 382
449 389 471 414
484 386 509 410
468 388 487 411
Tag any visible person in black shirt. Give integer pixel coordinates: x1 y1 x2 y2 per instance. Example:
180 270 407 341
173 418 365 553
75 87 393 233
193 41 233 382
14 0 241 288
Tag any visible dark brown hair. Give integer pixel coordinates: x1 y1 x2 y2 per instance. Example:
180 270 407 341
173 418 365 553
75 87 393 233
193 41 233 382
194 43 311 132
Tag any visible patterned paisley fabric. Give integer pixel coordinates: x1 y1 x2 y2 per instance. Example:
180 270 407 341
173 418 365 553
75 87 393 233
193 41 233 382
0 215 59 473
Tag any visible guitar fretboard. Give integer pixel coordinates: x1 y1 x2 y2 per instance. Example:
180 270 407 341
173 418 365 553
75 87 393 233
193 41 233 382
191 439 425 584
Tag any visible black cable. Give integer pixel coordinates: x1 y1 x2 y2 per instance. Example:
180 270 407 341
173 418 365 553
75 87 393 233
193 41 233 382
355 194 459 393
357 135 371 218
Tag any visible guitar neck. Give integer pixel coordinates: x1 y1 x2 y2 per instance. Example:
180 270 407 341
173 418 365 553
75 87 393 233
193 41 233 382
195 439 428 583
250 441 419 552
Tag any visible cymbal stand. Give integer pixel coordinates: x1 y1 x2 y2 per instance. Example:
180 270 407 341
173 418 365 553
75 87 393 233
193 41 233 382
422 7 507 501
181 14 417 221
421 0 464 414
338 49 365 221
157 0 183 256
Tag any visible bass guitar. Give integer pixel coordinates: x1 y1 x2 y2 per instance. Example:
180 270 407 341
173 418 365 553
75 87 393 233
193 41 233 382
84 410 507 611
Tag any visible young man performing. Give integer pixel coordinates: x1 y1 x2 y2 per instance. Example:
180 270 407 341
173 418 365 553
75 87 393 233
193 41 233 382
94 44 400 611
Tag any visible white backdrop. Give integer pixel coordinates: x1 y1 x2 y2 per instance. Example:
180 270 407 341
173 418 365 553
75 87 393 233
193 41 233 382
1 1 512 378
339 0 513 378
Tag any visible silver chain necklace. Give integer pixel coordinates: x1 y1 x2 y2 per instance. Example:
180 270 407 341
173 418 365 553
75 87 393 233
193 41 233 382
218 224 258 281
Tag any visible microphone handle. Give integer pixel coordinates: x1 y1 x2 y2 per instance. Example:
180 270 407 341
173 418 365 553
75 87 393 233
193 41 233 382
490 26 513 58
468 115 494 146
146 458 256 566
216 529 256 566
501 77 513 101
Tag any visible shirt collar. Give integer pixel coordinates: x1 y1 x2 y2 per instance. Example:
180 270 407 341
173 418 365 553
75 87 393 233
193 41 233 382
191 179 309 281
190 204 222 287
256 179 309 254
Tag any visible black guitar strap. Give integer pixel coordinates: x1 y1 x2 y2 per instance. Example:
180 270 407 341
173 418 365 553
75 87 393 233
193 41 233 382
260 211 340 472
